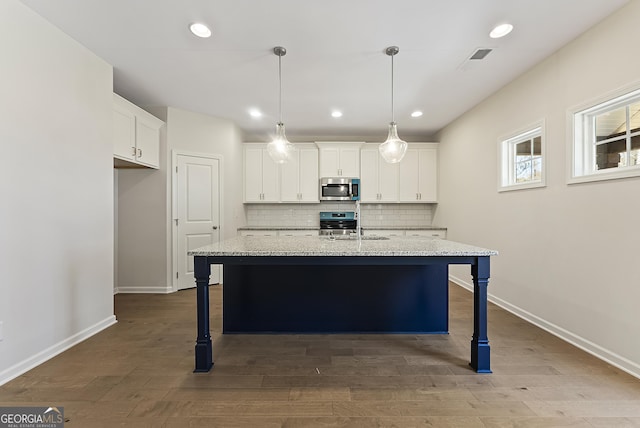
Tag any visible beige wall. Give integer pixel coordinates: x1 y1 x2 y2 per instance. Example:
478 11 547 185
115 106 245 293
436 1 640 377
0 0 115 384
166 107 246 241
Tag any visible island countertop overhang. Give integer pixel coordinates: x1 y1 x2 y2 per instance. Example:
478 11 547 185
188 235 498 258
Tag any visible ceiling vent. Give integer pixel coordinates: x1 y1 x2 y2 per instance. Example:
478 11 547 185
457 47 494 71
469 48 493 60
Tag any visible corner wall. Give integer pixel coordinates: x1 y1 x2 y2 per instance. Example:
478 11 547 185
115 106 245 293
0 0 115 384
436 1 640 377
165 107 246 241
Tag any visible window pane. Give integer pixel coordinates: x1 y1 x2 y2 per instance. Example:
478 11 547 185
515 140 531 162
596 140 626 169
533 136 542 156
631 134 640 166
516 160 532 182
595 106 626 141
532 157 542 181
630 101 640 134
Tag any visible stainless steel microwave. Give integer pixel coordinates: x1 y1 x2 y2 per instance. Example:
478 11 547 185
319 177 360 201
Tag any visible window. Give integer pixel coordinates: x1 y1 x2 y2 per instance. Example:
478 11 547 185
499 123 545 192
571 87 640 183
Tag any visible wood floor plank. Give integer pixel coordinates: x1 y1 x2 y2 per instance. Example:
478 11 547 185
0 282 638 427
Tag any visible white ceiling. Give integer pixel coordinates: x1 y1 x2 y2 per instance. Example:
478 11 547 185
21 0 629 141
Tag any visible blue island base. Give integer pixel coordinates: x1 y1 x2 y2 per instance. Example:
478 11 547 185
222 264 449 334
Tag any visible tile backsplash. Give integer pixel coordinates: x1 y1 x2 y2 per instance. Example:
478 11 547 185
245 203 435 228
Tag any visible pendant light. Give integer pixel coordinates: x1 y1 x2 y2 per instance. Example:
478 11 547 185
267 46 294 164
379 46 408 164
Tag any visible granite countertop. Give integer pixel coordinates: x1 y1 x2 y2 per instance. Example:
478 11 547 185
189 235 496 257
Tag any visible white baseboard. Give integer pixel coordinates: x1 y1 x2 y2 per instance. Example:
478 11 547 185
116 286 174 294
0 315 117 386
449 275 640 380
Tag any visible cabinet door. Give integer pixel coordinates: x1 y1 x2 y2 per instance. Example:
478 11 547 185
406 230 446 239
365 229 404 237
280 149 300 202
135 117 160 168
417 148 438 202
399 148 421 202
113 107 136 161
244 147 264 202
377 156 399 202
261 150 279 202
339 147 360 177
240 230 277 237
298 147 319 202
359 148 379 202
319 147 340 177
279 230 318 237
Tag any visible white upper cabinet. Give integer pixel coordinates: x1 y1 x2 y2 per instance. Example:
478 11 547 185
360 148 379 202
398 143 438 203
244 145 279 203
113 93 163 169
360 146 399 203
280 144 319 203
316 142 363 177
244 143 318 203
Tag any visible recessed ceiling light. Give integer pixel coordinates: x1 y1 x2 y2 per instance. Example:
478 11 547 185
411 111 423 118
249 109 262 118
189 22 212 38
331 111 343 118
490 23 513 39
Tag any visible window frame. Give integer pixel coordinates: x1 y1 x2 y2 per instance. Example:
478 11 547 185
498 120 546 192
568 85 640 184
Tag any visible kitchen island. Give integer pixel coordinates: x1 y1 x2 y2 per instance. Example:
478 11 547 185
189 235 497 373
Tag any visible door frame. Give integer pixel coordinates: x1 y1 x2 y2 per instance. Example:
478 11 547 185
171 150 224 292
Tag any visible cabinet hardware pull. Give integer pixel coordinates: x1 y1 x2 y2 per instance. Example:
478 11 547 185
131 147 136 156
212 226 218 230
138 148 142 157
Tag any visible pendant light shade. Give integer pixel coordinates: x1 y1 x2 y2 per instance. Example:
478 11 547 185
267 122 293 163
379 46 408 164
267 46 294 164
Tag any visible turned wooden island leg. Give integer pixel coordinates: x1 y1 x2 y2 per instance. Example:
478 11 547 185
470 256 491 373
194 256 213 372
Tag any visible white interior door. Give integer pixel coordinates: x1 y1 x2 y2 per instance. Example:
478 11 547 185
176 154 221 290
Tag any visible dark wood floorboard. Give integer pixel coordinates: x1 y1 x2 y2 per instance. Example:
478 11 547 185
1 283 639 427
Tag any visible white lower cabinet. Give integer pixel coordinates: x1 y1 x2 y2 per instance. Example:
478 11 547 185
405 229 446 239
239 230 318 237
364 229 404 237
364 229 446 239
278 230 319 237
239 230 277 237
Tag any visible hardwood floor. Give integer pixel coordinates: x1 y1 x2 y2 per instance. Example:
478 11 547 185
1 283 640 427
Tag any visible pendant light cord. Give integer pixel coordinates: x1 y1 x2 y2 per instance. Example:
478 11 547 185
278 52 283 124
391 53 395 124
